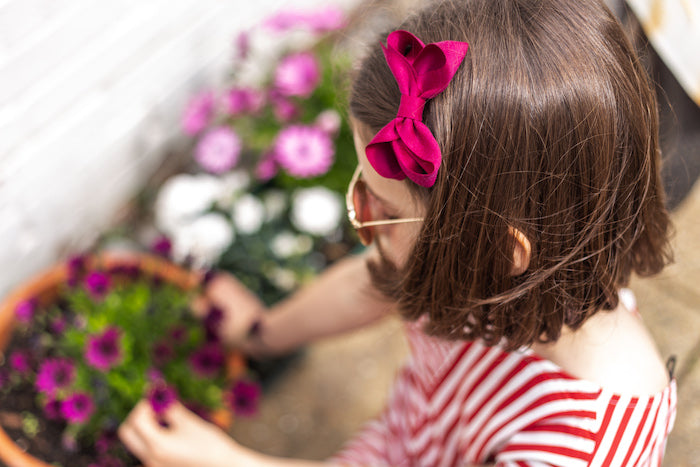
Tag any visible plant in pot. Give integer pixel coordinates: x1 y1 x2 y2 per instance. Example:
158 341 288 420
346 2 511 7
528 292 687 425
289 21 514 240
0 252 260 467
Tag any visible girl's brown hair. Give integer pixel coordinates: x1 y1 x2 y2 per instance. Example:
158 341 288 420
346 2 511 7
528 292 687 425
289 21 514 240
350 0 672 350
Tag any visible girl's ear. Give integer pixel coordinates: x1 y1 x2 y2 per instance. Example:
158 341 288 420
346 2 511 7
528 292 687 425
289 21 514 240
508 226 531 276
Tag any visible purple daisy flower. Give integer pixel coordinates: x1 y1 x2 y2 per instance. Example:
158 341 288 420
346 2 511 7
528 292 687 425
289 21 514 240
226 380 261 417
182 91 216 136
85 327 122 371
189 343 225 377
84 271 111 300
50 316 67 335
204 306 224 342
9 351 31 374
43 396 63 420
275 125 334 178
147 382 177 415
36 358 75 394
67 255 87 287
14 299 36 324
195 126 242 174
271 95 299 122
150 235 172 258
61 392 95 424
274 52 320 98
169 325 188 345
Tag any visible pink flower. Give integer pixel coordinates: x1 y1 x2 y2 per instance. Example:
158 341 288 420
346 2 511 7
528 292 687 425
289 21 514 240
271 95 299 122
9 351 31 374
315 109 342 136
195 127 242 174
182 91 216 136
84 271 111 299
61 392 95 424
274 52 320 98
189 343 225 377
226 380 261 417
14 299 36 323
275 125 334 178
255 152 279 181
223 87 264 116
234 31 250 61
36 358 75 394
85 327 122 371
152 340 174 366
305 6 346 32
43 396 63 420
67 255 87 287
147 382 177 415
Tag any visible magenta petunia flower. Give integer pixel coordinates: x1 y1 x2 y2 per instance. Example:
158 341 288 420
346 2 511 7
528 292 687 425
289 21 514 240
305 6 346 32
189 343 225 377
182 91 216 136
9 351 31 374
36 358 76 394
14 299 36 323
61 392 95 424
274 52 320 98
50 316 67 335
150 235 172 258
223 87 264 116
147 382 177 415
84 271 111 300
43 396 63 420
226 380 261 417
85 327 122 371
169 325 188 345
204 306 224 342
275 125 334 178
95 430 118 455
195 127 242 174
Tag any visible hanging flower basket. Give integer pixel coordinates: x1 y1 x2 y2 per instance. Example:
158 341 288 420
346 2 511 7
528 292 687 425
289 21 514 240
0 252 254 467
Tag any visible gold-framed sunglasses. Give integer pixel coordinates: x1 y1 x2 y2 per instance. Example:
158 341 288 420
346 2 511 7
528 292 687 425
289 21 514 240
346 165 424 246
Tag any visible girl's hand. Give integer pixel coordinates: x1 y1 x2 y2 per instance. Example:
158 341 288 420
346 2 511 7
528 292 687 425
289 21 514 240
118 399 246 467
193 272 267 349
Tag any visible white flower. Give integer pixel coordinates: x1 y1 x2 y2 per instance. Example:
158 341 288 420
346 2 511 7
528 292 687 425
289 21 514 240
216 170 251 209
270 231 313 259
231 194 265 235
267 267 297 292
290 187 343 236
263 190 288 221
155 174 223 234
171 213 234 267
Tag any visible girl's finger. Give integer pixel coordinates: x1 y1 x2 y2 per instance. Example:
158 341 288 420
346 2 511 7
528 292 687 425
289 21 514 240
118 419 149 460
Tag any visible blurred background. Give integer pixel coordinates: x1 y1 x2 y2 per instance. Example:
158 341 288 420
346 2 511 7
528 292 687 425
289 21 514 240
0 0 698 466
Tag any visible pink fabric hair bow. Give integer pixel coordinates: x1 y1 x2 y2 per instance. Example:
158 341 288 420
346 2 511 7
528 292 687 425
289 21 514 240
365 30 469 187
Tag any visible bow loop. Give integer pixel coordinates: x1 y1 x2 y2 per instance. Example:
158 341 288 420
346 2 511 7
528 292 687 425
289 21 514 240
366 30 469 187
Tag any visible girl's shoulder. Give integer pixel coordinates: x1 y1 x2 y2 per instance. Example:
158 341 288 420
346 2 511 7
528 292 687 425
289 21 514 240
530 289 671 397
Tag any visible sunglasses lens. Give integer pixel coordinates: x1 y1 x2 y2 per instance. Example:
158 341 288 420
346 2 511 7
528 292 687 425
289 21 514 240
352 179 374 245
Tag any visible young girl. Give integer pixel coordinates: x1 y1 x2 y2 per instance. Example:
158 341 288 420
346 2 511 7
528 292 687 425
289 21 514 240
118 0 677 465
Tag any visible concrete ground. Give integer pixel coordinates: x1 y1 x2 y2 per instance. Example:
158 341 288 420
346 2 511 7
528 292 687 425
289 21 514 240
229 181 700 465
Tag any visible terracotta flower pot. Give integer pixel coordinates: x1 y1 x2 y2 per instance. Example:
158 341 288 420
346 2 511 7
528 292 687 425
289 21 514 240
0 251 245 467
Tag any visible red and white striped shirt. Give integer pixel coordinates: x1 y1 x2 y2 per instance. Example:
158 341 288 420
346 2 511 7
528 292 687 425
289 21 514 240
332 317 677 466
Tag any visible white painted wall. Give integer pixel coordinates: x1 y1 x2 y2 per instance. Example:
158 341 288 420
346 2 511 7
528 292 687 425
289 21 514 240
0 0 352 297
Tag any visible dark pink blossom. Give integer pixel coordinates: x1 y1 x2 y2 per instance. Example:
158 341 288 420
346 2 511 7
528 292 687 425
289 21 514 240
95 430 118 454
61 392 95 424
275 125 334 178
86 327 122 371
147 382 177 415
195 126 242 174
169 325 188 345
234 31 250 61
50 316 67 335
204 306 224 342
223 87 264 116
226 380 261 417
274 52 320 98
182 91 216 136
67 255 87 287
9 351 31 374
152 340 174 366
263 7 345 33
84 271 111 300
271 95 299 122
14 299 36 323
189 343 225 377
43 396 63 420
150 235 172 258
36 358 75 394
